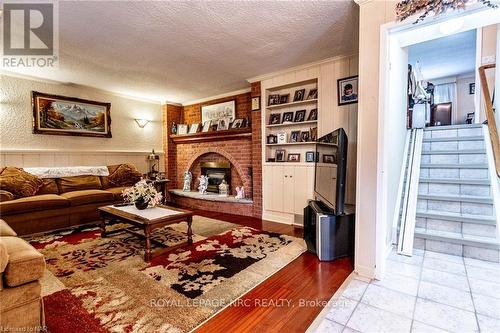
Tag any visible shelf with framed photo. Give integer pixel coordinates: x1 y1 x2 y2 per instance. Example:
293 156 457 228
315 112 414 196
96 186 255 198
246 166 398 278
171 127 251 144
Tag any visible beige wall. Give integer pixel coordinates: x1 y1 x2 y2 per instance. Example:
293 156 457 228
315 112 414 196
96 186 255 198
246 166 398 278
457 75 475 124
356 0 397 278
0 74 164 172
479 25 497 122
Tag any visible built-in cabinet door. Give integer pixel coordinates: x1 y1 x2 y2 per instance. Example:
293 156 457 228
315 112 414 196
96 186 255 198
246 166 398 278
293 166 314 215
283 166 295 213
263 165 284 212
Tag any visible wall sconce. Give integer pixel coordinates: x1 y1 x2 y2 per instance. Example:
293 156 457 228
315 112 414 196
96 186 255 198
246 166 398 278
134 119 150 128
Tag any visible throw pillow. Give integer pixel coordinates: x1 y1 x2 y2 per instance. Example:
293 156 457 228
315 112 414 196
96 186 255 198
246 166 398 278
108 163 142 186
0 167 43 197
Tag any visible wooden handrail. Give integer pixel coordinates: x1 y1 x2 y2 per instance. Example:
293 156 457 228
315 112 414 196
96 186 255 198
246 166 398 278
478 64 500 177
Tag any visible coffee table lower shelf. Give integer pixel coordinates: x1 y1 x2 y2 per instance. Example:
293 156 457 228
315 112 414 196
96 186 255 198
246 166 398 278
98 205 193 261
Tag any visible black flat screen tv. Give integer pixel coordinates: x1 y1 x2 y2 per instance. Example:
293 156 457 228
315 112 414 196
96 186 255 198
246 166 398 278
314 128 348 215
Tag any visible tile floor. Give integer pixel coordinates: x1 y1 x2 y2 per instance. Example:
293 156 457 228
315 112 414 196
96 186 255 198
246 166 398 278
309 249 500 333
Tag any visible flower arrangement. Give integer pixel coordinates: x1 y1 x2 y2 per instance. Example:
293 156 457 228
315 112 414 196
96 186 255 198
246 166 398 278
122 180 162 209
395 0 497 23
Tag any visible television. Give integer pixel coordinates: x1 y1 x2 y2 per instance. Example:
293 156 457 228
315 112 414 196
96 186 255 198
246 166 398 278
314 128 348 215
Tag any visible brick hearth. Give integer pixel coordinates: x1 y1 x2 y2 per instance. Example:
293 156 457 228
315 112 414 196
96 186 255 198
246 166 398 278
162 83 262 218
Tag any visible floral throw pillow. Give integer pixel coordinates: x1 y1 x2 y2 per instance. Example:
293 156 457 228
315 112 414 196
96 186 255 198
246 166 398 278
0 167 44 198
108 164 142 186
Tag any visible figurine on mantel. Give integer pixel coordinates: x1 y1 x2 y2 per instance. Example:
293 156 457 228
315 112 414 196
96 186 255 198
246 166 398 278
235 186 245 199
183 171 192 192
171 122 177 134
218 180 229 197
198 175 209 195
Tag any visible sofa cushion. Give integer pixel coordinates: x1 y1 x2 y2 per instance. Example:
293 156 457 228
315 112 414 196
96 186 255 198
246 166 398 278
108 164 142 187
0 241 8 274
0 280 41 312
56 175 102 193
36 178 59 195
100 164 120 189
0 190 14 202
0 219 17 237
0 167 43 198
1 237 45 287
0 195 69 216
105 187 129 201
60 190 114 206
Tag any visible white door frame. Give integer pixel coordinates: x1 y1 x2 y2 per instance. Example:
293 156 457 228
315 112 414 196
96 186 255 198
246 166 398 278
375 6 500 279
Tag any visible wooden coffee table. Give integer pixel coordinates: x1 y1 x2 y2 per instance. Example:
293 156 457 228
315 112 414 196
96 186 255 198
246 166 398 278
98 204 193 261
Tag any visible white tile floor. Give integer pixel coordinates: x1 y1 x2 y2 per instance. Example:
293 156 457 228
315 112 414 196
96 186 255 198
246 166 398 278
309 249 500 333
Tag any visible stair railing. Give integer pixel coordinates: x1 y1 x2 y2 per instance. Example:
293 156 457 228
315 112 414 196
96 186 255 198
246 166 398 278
478 64 500 177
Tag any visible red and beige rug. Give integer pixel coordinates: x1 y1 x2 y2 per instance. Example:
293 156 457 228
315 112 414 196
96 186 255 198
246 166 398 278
26 216 306 333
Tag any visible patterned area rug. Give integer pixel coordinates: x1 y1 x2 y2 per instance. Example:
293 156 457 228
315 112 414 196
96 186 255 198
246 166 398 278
26 216 306 333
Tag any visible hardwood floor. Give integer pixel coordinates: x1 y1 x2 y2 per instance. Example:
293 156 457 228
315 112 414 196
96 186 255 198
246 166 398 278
188 209 354 333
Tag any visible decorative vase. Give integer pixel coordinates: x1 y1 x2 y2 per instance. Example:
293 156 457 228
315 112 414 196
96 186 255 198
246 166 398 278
135 197 149 210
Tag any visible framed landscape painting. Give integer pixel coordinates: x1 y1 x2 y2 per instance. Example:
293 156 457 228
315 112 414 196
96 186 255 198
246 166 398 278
32 91 112 138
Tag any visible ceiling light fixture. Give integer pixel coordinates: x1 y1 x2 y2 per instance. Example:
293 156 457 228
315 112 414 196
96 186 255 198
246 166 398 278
439 17 464 35
134 119 150 128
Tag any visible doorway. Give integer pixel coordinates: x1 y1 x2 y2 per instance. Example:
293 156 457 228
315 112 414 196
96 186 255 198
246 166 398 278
375 8 500 280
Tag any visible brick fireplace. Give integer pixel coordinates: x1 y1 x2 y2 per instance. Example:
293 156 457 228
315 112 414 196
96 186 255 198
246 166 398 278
162 85 262 218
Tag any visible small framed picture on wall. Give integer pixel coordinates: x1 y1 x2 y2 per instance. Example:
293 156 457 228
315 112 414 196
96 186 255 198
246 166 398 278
251 96 261 110
337 75 358 106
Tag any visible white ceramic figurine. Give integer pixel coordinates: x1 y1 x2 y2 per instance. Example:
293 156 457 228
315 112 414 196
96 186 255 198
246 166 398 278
198 175 209 195
183 171 192 192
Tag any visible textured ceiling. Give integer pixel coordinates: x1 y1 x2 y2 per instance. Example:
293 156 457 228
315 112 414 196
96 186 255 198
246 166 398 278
408 30 476 80
5 0 359 103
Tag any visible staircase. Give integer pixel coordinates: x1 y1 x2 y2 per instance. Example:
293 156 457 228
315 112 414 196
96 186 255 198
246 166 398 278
414 124 500 262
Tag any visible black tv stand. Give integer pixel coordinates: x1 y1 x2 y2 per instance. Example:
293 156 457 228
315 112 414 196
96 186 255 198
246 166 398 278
303 200 355 261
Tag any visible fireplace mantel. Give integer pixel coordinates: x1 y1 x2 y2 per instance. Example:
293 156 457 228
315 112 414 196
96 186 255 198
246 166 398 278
170 189 253 204
170 128 251 144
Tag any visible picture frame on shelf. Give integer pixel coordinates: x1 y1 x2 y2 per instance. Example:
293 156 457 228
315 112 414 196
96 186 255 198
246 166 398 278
337 75 358 106
269 113 281 125
251 96 261 111
277 132 287 144
231 118 244 129
241 117 249 127
282 112 294 123
177 124 188 135
294 110 306 122
288 153 300 162
300 131 310 142
306 88 318 100
275 149 286 162
188 123 200 134
268 94 280 106
323 154 336 164
217 118 230 130
310 127 318 141
201 100 236 124
202 120 212 132
290 130 300 143
279 94 289 104
307 108 317 121
305 151 316 162
293 89 305 102
267 134 278 144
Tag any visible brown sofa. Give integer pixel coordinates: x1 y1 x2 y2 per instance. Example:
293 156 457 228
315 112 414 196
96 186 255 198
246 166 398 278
0 219 46 331
0 169 131 235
